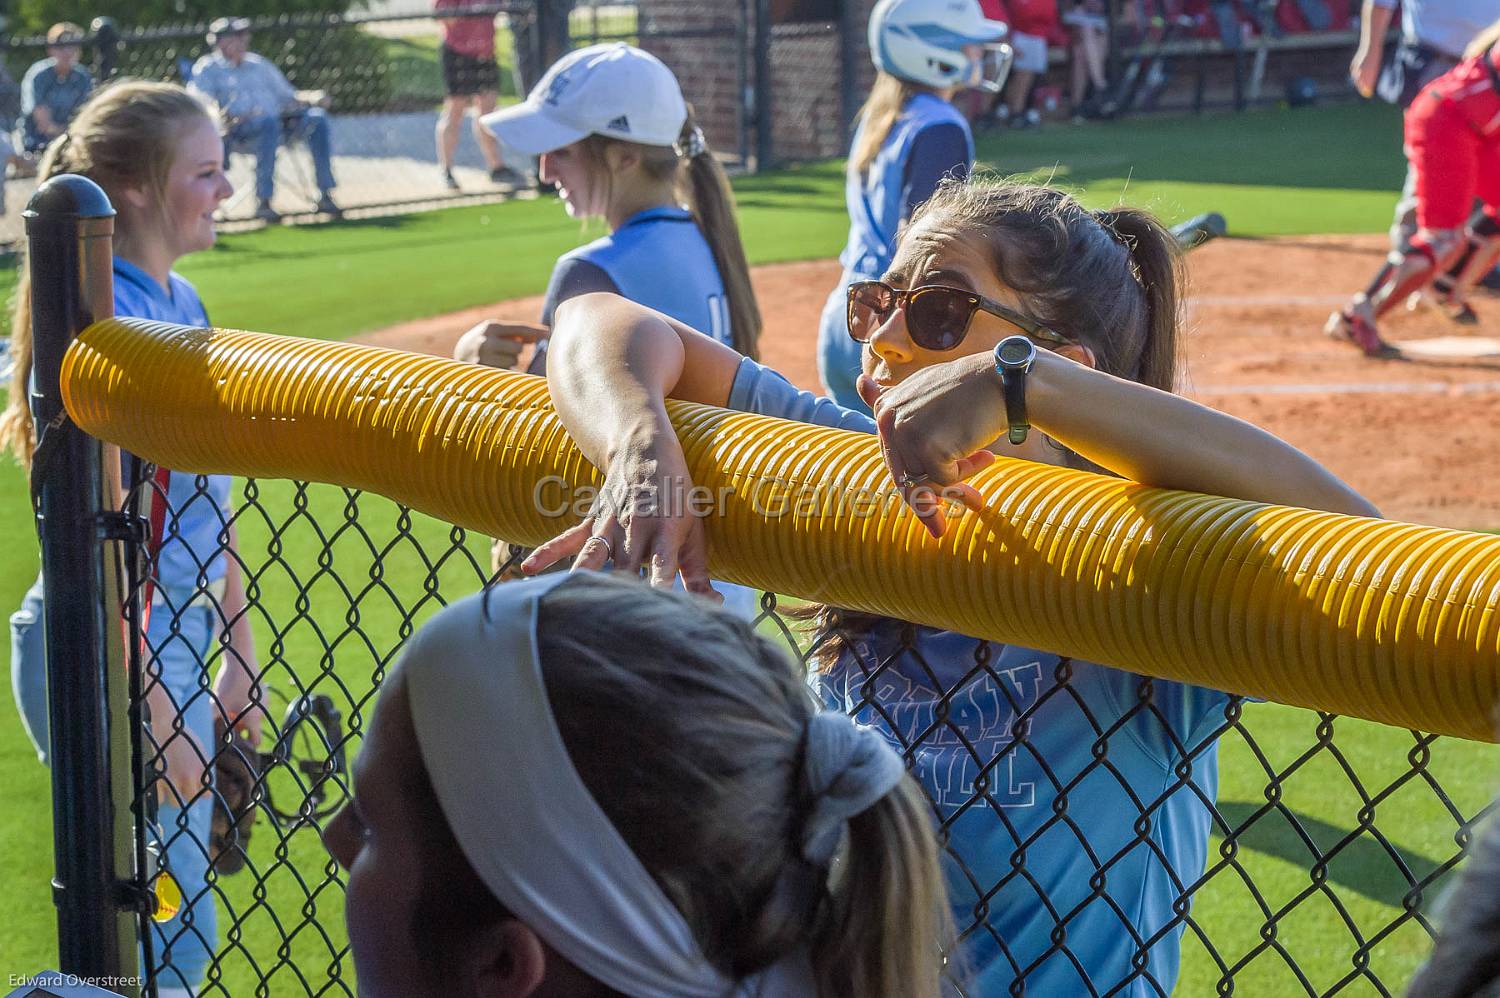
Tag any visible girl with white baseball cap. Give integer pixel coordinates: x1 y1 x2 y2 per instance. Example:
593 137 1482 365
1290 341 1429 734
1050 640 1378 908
817 0 1011 412
322 572 954 997
460 42 765 616
455 42 761 373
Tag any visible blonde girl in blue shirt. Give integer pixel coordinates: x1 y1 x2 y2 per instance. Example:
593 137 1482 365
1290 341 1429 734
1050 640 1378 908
2 81 265 998
526 178 1378 995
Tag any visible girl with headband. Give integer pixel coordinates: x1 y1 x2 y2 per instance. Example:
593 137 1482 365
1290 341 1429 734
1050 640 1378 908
527 177 1377 994
0 81 265 998
818 0 1009 412
322 572 951 997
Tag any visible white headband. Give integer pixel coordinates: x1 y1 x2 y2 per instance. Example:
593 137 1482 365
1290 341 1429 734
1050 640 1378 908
401 573 826 997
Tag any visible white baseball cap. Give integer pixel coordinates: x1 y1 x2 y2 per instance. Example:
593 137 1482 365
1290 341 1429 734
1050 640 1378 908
480 43 688 154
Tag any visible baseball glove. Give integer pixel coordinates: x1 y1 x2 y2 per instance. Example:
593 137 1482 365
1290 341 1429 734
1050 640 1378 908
210 717 262 876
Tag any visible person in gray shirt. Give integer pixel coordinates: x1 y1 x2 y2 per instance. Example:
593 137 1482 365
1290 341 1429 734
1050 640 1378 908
1350 0 1492 262
21 22 92 154
189 16 339 223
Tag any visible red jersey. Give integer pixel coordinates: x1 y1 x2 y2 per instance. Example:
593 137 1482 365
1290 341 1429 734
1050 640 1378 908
434 0 496 59
1003 0 1059 37
979 0 1009 21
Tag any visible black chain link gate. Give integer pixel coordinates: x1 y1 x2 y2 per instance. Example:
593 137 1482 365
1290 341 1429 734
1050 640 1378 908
113 471 1497 997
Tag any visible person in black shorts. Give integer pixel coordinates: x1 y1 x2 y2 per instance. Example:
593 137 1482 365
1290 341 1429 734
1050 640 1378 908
434 0 520 188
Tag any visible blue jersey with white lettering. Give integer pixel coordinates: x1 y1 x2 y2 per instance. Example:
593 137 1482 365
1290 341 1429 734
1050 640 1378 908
113 258 231 601
726 355 1230 997
542 205 731 345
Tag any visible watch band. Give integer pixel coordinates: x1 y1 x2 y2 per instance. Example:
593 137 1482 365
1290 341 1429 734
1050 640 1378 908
994 336 1036 445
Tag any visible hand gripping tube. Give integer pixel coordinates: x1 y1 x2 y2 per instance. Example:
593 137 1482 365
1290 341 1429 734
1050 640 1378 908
61 318 1500 740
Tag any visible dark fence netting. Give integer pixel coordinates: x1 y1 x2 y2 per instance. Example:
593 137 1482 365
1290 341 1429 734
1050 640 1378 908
0 1 717 247
0 0 1362 244
104 467 1498 997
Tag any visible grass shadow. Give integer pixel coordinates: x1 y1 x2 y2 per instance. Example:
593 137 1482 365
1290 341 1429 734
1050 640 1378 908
1215 800 1460 909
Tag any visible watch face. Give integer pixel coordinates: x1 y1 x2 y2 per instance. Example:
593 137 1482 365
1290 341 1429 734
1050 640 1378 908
997 337 1034 366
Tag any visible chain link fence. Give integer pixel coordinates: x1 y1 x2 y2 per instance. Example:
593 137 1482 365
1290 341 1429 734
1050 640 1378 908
0 1 674 247
0 0 1367 250
19 187 1498 992
56 463 1480 997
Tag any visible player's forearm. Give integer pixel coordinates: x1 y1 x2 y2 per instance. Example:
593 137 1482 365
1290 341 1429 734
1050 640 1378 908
1357 1 1393 59
1027 351 1379 517
548 294 689 468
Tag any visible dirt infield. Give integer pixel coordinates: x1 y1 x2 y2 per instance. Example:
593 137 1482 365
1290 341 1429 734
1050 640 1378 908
356 234 1500 529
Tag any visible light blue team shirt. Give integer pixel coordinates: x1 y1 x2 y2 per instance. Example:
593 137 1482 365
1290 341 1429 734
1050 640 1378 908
113 258 232 601
727 356 1231 997
189 50 297 121
543 206 732 345
839 92 974 282
818 93 974 411
20 58 92 149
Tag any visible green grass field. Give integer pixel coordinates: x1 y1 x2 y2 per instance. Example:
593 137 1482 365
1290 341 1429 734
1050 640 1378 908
2 101 1493 995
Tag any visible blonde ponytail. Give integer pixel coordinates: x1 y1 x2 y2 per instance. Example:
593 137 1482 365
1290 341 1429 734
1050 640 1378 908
851 72 922 176
676 109 762 359
584 109 764 360
814 778 955 998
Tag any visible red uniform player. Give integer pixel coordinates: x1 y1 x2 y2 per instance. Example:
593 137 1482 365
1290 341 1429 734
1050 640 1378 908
1328 20 1500 356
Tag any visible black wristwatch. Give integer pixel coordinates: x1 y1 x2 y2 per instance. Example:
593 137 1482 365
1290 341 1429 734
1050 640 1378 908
994 335 1036 445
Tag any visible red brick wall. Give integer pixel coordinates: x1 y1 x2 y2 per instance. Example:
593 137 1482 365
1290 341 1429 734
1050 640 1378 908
637 0 749 160
639 0 878 164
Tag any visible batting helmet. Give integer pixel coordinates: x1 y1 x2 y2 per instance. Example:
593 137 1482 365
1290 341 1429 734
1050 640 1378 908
869 0 1009 90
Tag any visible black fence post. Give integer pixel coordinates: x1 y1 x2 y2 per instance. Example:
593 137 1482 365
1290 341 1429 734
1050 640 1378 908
753 0 773 169
25 175 140 992
838 0 859 140
90 17 120 81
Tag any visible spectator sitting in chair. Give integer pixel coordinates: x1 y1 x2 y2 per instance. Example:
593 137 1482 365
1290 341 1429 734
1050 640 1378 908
21 23 93 155
189 16 340 223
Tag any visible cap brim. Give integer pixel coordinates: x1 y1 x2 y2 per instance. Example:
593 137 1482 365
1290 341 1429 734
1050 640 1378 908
479 102 588 156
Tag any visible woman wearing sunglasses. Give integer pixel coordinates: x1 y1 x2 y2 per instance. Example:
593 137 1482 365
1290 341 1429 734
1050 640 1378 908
527 177 1376 995
816 0 1010 413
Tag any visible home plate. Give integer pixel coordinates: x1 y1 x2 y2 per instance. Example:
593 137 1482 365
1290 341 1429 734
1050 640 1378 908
1393 336 1500 362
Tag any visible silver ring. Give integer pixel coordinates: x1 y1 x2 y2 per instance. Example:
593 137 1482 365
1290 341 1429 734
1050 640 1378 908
897 472 931 489
587 534 614 560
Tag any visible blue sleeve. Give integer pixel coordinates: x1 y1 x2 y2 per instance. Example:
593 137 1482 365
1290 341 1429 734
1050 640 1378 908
901 123 971 217
726 357 877 433
539 257 621 326
267 60 296 106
